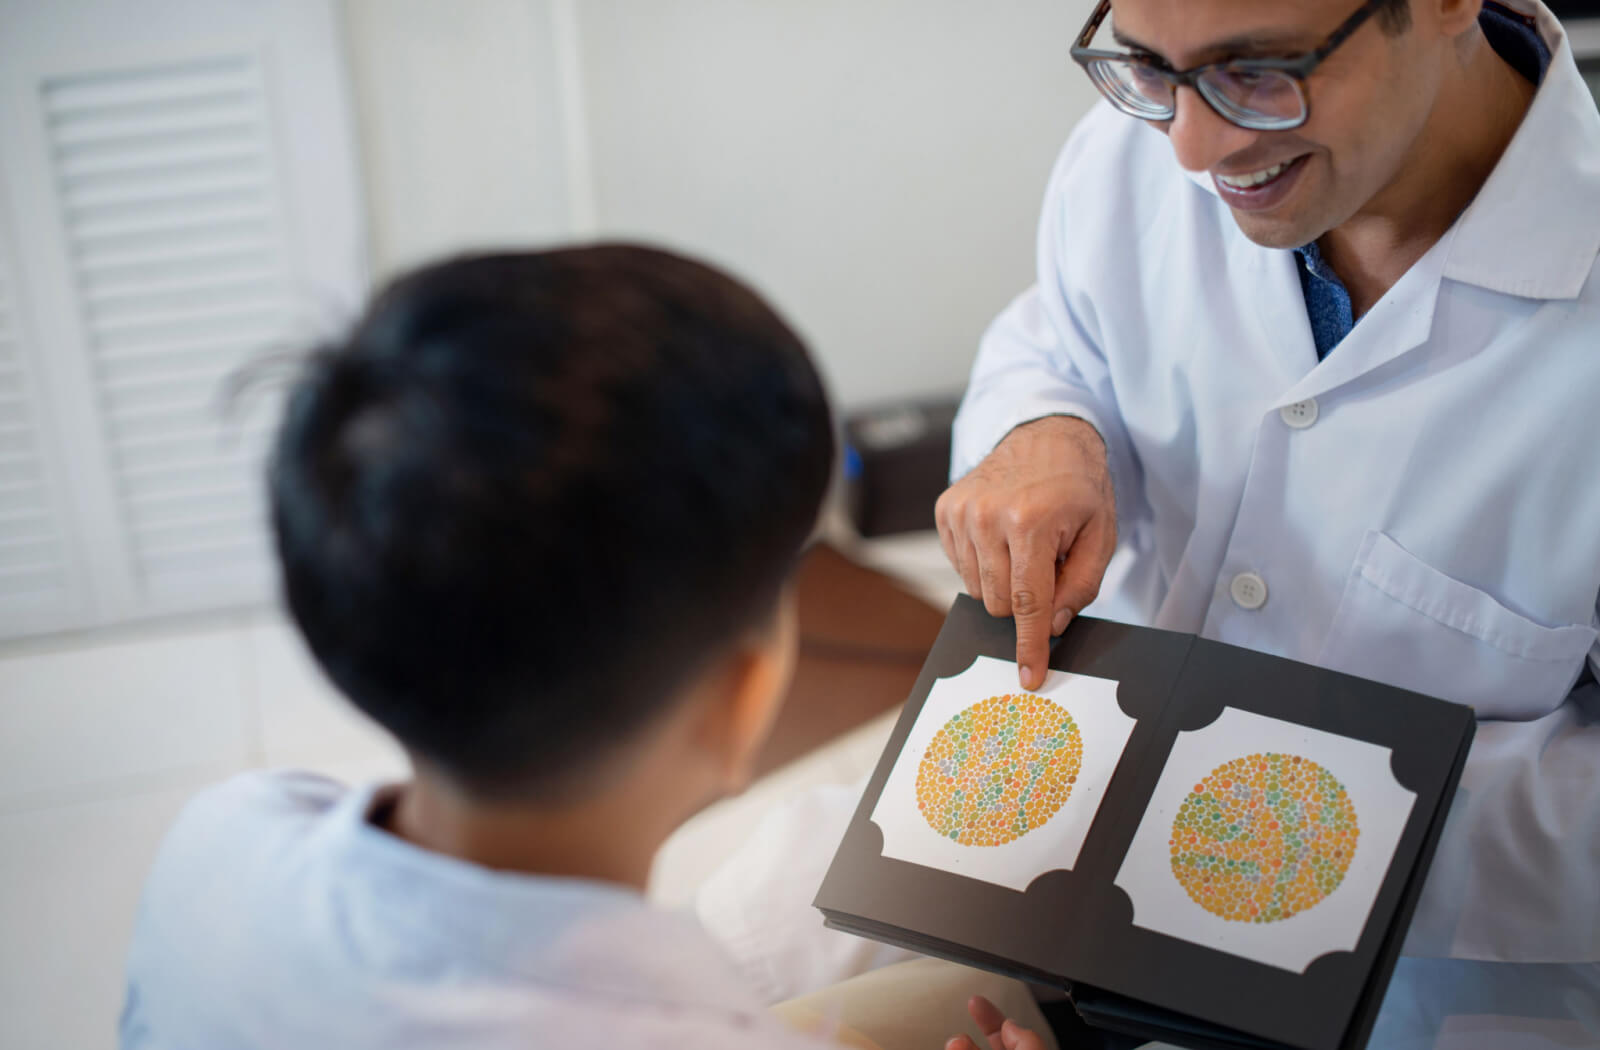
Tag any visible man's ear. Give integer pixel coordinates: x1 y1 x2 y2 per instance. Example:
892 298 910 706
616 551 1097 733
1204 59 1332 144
1431 0 1482 39
699 588 799 795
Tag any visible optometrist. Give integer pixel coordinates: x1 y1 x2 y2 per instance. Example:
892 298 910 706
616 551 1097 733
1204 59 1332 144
934 0 1600 1043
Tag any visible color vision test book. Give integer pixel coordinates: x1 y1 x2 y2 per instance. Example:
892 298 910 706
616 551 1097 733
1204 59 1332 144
814 596 1475 1050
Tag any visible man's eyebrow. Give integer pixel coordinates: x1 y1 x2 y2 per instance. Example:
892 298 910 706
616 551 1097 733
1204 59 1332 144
1110 26 1159 53
1109 26 1313 62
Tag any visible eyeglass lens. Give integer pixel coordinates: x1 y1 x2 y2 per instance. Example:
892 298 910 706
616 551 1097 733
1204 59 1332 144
1087 58 1307 129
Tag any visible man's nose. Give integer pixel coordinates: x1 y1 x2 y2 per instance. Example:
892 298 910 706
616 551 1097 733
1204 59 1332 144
1164 85 1259 174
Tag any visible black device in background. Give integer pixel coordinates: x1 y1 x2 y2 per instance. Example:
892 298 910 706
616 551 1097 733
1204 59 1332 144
843 396 961 537
1549 0 1600 16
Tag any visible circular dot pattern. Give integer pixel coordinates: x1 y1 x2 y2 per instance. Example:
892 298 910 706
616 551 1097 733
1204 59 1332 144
915 694 1082 847
1169 752 1359 923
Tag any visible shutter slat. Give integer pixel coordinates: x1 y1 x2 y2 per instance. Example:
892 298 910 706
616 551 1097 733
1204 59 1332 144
69 173 269 220
78 241 274 286
139 538 265 579
0 458 42 486
115 420 275 456
61 150 266 196
101 388 235 423
56 139 265 182
111 401 270 444
0 505 50 528
0 564 66 591
90 301 285 349
68 198 271 242
48 85 253 131
85 267 279 312
138 516 267 559
73 219 274 269
95 326 281 365
0 534 62 570
126 479 257 514
89 287 282 332
50 101 262 150
42 57 254 114
115 429 272 478
132 501 262 535
69 185 266 233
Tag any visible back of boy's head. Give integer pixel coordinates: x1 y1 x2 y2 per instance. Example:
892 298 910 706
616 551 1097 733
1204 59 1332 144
269 245 834 799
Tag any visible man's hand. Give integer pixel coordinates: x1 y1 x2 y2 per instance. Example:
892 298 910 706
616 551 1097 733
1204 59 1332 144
935 415 1116 691
945 994 1052 1050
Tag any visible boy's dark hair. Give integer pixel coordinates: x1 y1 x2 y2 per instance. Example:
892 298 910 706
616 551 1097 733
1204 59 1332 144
269 245 834 798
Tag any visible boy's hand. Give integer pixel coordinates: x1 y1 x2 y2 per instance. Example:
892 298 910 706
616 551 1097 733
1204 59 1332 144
944 994 1051 1050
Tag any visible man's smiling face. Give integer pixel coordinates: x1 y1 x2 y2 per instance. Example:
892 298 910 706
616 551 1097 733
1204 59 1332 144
1109 0 1438 248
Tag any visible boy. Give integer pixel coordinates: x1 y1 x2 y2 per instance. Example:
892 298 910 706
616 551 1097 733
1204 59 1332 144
119 245 849 1048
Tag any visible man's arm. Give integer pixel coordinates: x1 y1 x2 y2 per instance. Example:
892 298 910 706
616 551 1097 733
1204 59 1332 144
937 414 1116 690
941 125 1143 688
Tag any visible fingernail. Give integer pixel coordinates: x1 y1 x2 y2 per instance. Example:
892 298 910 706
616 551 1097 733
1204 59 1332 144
1018 665 1032 686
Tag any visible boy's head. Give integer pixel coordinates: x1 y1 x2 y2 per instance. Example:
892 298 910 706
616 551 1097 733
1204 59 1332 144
270 245 834 803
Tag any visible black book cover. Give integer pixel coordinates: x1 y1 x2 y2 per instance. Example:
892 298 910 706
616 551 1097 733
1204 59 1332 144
814 596 1475 1050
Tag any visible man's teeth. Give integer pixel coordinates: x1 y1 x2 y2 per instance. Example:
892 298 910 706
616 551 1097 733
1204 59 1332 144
1217 161 1289 189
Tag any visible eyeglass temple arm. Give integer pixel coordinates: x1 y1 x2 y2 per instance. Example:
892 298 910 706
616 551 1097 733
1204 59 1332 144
1311 0 1392 59
1075 0 1113 50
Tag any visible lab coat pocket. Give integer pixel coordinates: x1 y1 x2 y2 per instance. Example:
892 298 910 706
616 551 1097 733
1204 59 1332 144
1317 531 1597 720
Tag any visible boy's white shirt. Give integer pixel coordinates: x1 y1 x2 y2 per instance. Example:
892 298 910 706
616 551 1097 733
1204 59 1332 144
119 771 837 1050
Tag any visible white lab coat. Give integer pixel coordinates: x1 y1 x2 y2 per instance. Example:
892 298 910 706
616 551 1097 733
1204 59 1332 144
698 1 1600 1046
952 0 1600 971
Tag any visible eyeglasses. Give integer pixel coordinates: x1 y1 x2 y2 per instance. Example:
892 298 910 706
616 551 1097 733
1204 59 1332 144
1070 0 1389 131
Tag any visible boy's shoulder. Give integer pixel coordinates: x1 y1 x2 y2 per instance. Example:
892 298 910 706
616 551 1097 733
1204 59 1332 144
176 768 348 826
146 769 347 883
128 769 353 967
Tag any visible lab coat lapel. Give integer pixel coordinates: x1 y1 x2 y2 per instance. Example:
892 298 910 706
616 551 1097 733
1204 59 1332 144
1187 166 1449 407
1210 193 1452 409
1276 227 1454 407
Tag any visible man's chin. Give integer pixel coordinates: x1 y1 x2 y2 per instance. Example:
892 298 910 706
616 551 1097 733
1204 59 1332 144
1229 209 1324 251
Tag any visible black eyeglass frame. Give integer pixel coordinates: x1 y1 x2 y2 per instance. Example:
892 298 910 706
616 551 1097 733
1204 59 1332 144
1069 0 1391 130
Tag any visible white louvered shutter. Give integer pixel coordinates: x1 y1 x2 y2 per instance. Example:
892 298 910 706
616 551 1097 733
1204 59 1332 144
0 0 366 638
42 55 291 609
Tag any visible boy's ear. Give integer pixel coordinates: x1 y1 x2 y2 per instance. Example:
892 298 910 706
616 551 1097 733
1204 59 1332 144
699 588 800 794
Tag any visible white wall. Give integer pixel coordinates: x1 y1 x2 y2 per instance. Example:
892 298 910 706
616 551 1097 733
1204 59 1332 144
341 0 586 274
576 0 1094 408
344 0 1100 410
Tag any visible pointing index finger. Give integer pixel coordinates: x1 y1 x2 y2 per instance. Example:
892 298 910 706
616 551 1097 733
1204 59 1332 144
1009 530 1058 691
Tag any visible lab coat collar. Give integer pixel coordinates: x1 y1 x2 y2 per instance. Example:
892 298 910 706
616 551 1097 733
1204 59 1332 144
1176 0 1600 302
1442 2 1600 301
